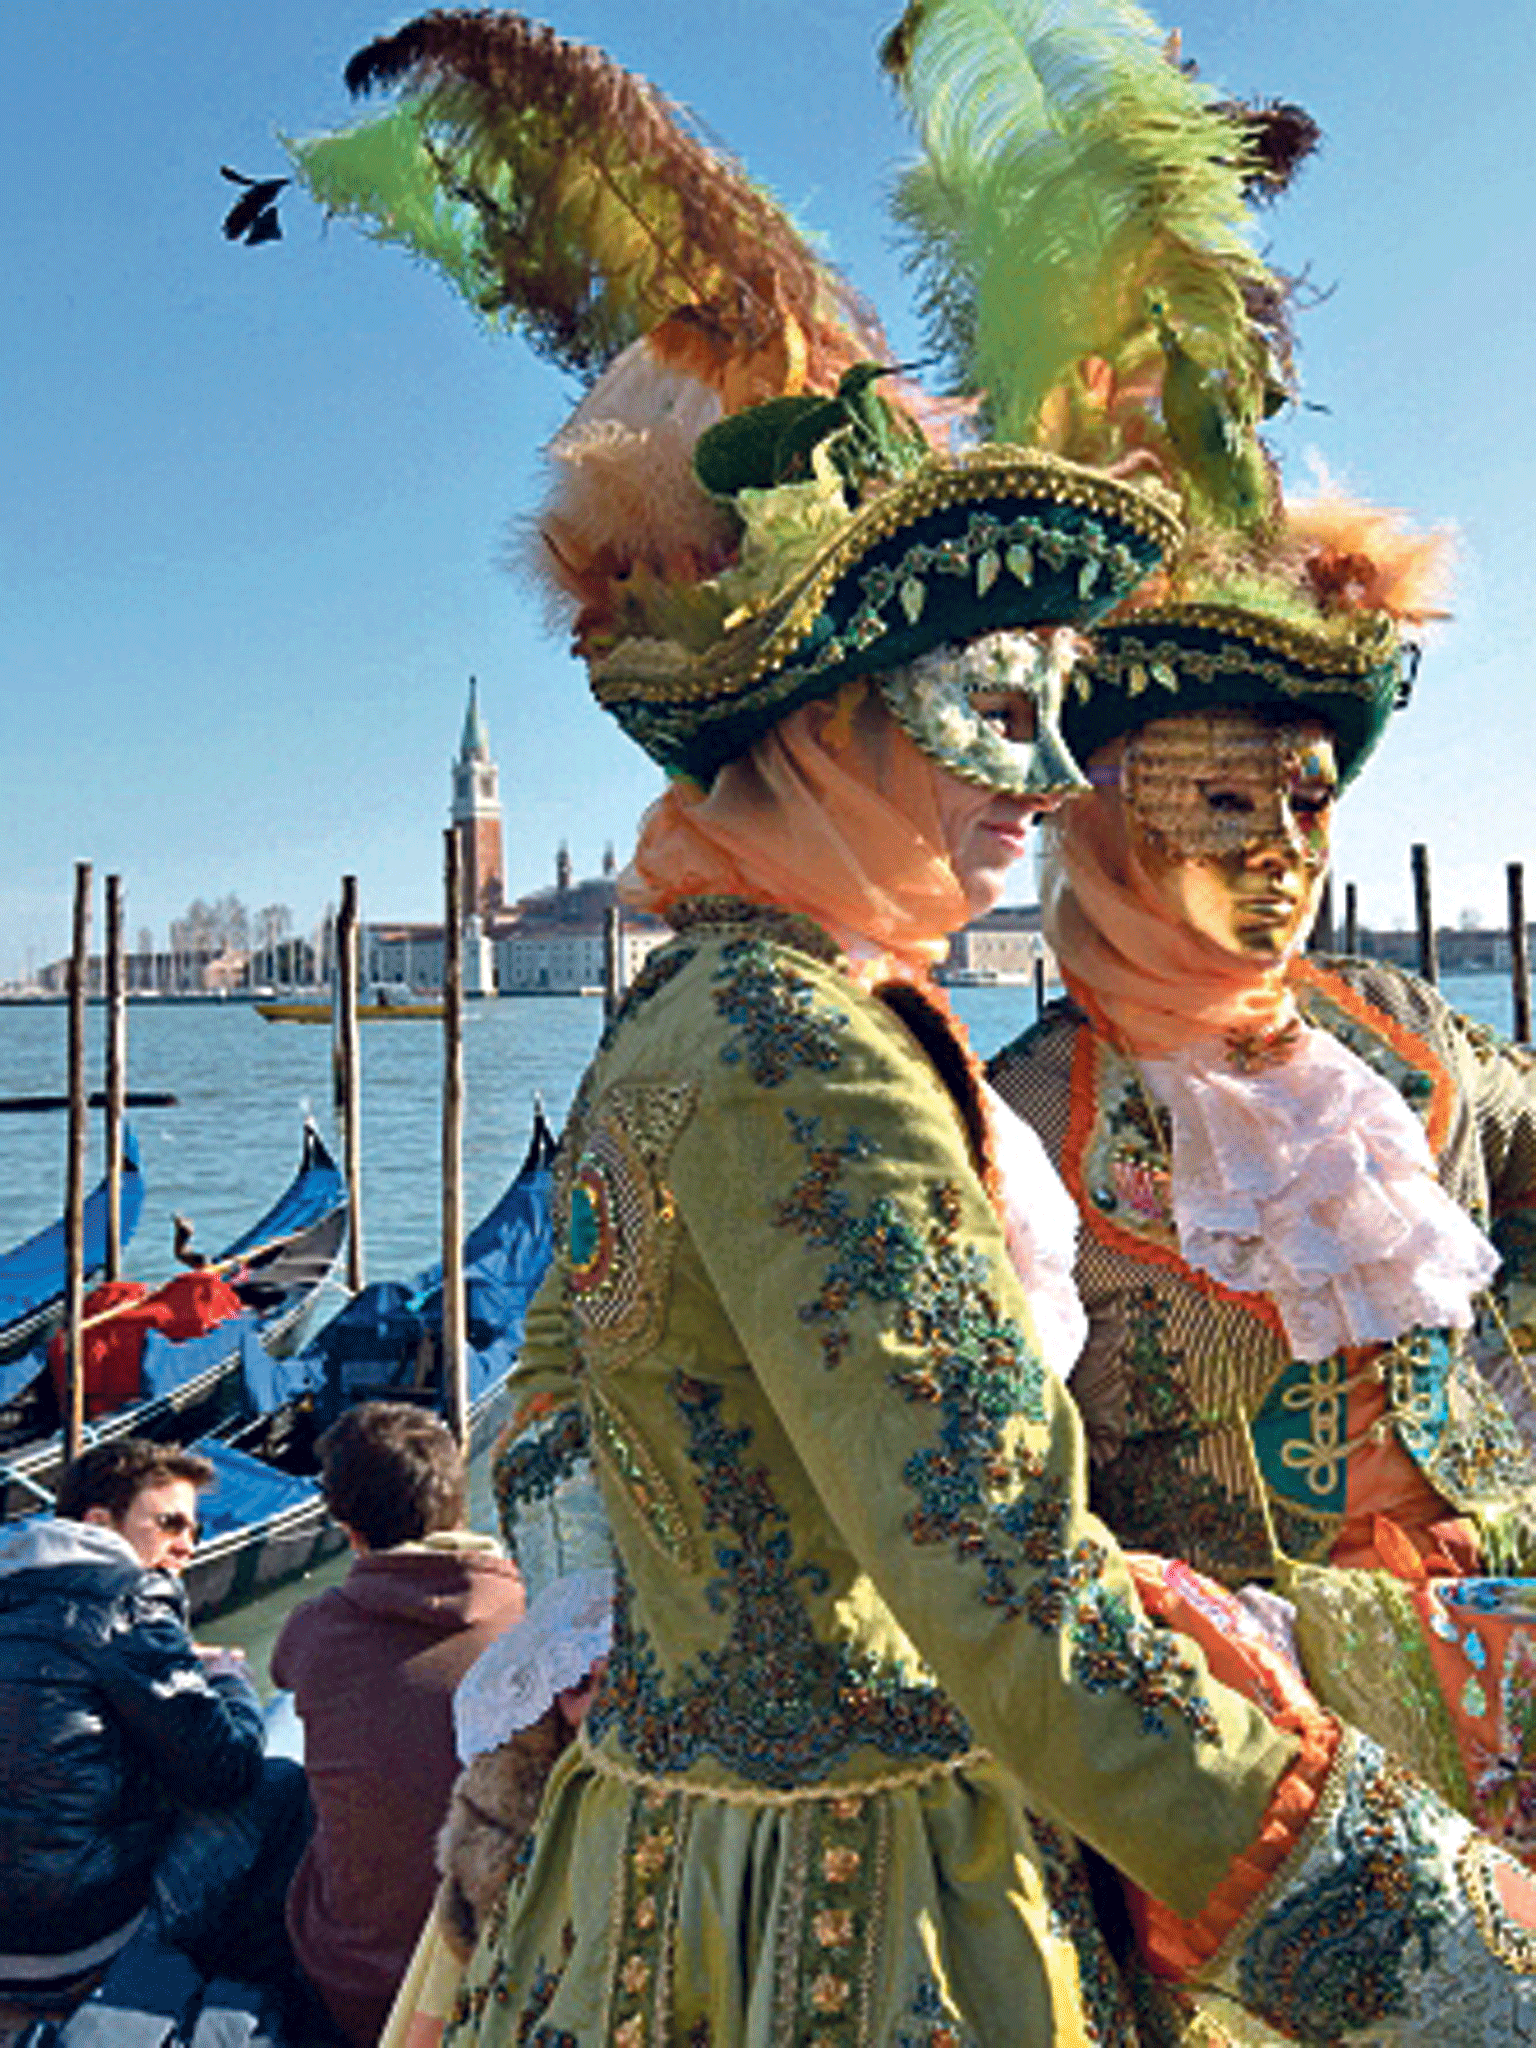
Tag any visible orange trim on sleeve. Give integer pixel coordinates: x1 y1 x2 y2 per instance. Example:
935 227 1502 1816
1121 1552 1342 1979
1131 1707 1341 1980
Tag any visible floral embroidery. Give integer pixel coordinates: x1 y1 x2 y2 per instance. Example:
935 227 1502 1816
1396 1326 1536 1511
587 1374 972 1786
519 1922 578 2046
1077 1048 1177 1250
773 1114 1216 1741
1029 1816 1138 2047
606 1788 688 2045
774 1115 927 1369
777 1794 892 2045
713 938 848 1087
602 940 697 1050
445 1918 576 2041
997 1462 1221 1740
1233 1737 1448 2036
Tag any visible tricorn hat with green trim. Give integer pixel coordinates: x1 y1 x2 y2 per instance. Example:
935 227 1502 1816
590 439 1181 788
1065 600 1406 788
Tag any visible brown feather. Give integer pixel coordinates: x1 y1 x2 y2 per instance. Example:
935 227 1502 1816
341 10 887 385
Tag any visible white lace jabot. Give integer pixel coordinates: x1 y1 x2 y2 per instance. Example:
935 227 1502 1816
1138 1025 1500 1362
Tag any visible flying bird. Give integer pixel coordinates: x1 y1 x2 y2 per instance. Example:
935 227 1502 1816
220 165 289 245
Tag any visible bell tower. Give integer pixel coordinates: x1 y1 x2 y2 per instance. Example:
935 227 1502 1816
451 677 505 921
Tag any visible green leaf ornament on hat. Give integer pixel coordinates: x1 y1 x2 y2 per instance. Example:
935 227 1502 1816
1066 601 1407 790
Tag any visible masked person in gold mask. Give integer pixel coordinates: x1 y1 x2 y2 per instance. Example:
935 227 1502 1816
991 511 1536 1886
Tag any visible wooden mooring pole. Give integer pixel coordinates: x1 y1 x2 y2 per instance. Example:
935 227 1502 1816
603 903 622 1025
1344 882 1359 957
1034 948 1046 1020
104 874 126 1282
1412 843 1438 987
336 876 364 1292
64 862 92 1467
1309 874 1335 954
442 831 468 1451
1510 863 1532 1046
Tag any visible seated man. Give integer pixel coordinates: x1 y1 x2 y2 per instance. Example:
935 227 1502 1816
272 1402 524 2048
0 1440 291 2022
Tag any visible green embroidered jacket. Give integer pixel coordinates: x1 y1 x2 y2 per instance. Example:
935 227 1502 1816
500 902 1295 1913
989 956 1536 1584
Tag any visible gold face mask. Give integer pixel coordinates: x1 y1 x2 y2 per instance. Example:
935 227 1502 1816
1121 710 1339 958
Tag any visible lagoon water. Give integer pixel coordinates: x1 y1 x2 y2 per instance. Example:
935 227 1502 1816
0 971 1522 1289
1 970 1521 1677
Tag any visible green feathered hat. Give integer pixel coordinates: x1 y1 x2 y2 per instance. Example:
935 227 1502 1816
589 439 1181 788
1064 601 1406 788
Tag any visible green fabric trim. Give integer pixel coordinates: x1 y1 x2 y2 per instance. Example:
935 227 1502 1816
1289 1562 1471 1812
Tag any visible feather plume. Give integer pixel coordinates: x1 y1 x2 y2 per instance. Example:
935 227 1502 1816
1283 486 1453 625
883 0 1299 526
290 8 886 392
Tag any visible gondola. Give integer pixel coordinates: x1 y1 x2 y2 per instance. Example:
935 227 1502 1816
0 1122 347 1522
0 1129 145 1369
180 1104 558 1622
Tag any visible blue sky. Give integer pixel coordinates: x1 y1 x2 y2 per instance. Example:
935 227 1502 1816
4 0 1533 978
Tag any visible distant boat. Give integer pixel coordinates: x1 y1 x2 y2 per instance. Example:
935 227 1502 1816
0 1122 347 1521
181 1105 558 1622
0 1129 145 1367
257 990 443 1023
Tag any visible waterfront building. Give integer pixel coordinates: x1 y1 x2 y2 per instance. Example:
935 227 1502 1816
364 922 444 993
938 903 1056 985
493 849 668 993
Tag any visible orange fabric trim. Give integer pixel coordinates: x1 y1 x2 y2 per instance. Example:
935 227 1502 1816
1132 1706 1341 1979
1122 1557 1341 1979
1062 1023 1288 1343
1293 959 1455 1157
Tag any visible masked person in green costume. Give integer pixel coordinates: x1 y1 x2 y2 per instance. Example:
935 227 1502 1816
280 7 1536 2042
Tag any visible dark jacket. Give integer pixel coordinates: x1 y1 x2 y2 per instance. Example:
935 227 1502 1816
272 1531 524 2048
0 1517 265 1961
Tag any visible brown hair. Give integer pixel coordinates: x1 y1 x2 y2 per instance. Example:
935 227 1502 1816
56 1439 216 1523
317 1401 466 1550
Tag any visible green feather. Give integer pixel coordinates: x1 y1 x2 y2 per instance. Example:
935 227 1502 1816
286 104 493 315
887 0 1282 524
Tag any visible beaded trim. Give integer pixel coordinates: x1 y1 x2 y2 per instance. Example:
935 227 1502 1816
666 896 845 965
1078 604 1398 708
577 1729 992 1807
593 453 1180 711
1201 1718 1358 1986
1458 1833 1536 1974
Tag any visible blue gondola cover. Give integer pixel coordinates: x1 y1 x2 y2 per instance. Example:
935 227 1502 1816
191 1436 322 1540
0 1128 144 1335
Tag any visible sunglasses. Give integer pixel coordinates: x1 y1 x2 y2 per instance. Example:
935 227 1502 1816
151 1510 203 1543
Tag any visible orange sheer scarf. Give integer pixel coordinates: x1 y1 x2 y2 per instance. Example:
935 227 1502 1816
619 684 972 975
1039 759 1318 1058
